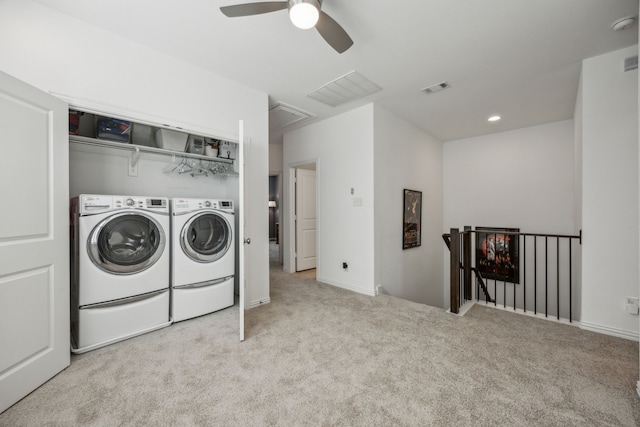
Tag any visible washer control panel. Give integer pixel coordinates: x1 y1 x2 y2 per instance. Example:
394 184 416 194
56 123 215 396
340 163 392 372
79 194 168 214
171 198 234 214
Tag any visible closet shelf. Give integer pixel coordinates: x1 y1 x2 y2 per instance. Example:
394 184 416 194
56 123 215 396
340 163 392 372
69 135 234 164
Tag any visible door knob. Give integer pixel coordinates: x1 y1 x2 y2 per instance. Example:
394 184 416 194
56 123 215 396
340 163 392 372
244 238 251 245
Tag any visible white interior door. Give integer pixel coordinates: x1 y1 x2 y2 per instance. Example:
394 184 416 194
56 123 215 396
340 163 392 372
238 121 245 341
0 71 70 412
295 168 317 271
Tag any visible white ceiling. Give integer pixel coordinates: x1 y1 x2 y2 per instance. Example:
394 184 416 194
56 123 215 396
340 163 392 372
35 0 638 142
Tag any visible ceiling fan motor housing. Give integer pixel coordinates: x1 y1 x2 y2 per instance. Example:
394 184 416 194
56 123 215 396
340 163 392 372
288 0 321 9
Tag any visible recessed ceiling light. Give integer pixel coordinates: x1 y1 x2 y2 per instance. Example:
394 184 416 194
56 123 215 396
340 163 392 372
612 15 636 32
488 115 501 122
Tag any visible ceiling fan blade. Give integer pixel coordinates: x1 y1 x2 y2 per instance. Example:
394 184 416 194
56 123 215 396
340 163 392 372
220 2 288 18
315 10 353 53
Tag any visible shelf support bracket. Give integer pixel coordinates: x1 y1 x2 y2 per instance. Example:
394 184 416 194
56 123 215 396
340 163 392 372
128 146 140 177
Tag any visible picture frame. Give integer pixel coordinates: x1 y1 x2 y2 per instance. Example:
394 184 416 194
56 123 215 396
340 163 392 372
403 189 422 249
475 227 520 283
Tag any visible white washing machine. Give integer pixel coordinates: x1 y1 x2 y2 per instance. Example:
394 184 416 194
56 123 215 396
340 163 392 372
70 194 171 353
171 198 235 322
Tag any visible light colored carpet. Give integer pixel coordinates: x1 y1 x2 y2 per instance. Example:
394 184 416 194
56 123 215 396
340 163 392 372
1 257 639 426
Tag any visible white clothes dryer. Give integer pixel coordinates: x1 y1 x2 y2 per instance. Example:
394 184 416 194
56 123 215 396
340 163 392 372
170 198 235 322
70 194 171 353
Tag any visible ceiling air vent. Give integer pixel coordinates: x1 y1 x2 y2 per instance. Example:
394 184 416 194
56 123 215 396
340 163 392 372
422 81 450 94
307 70 382 107
624 56 638 72
269 103 314 129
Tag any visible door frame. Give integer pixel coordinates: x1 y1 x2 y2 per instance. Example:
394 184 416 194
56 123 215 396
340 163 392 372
287 159 319 274
268 172 283 265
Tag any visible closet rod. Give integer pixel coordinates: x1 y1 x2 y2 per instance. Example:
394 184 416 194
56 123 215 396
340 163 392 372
69 135 234 164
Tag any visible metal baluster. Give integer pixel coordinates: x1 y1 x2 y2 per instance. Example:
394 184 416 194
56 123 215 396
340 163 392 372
556 237 560 320
523 235 527 313
534 237 537 315
513 233 517 311
545 236 548 318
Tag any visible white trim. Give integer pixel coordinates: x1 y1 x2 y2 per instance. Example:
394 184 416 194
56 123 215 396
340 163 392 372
580 321 639 342
475 301 581 327
247 298 271 309
287 159 319 274
269 172 284 265
317 276 376 297
446 300 476 316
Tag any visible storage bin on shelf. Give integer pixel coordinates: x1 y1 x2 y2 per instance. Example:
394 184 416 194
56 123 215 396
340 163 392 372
217 140 237 160
96 116 131 143
155 128 188 151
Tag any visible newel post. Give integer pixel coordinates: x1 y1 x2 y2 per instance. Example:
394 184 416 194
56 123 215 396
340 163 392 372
450 228 460 314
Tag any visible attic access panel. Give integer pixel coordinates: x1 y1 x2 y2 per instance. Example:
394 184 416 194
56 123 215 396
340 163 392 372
269 103 314 129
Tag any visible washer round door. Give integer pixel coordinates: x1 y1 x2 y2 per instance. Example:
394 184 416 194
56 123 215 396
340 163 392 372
88 212 166 274
181 212 232 263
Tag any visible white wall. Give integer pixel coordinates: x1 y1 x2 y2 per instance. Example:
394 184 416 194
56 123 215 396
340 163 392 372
443 120 576 310
283 105 375 295
637 24 640 394
579 45 639 340
373 105 444 307
573 66 584 325
69 146 237 200
0 0 270 308
269 143 284 173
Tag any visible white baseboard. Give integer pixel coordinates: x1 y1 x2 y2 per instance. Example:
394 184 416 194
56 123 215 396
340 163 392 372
446 301 476 316
580 321 639 342
475 301 579 327
316 276 376 297
247 297 271 309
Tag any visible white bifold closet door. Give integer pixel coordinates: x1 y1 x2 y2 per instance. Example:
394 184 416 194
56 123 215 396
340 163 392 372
0 71 70 412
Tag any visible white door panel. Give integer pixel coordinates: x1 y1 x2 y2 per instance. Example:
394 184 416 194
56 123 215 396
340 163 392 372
0 268 51 370
238 121 245 341
295 168 316 271
302 230 316 258
0 71 69 413
0 94 49 240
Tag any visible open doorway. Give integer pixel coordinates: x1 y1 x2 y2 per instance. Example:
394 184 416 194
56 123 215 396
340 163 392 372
291 163 317 276
269 174 282 267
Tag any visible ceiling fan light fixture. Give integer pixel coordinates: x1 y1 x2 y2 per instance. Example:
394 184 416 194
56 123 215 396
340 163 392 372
289 0 320 29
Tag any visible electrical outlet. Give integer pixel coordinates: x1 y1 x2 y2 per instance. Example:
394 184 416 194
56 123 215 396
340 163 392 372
625 296 639 315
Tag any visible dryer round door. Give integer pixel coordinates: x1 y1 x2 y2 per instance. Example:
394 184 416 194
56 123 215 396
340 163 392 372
88 212 167 274
181 212 232 263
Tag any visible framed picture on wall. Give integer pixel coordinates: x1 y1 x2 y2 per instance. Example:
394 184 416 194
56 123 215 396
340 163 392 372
403 189 422 249
475 227 520 283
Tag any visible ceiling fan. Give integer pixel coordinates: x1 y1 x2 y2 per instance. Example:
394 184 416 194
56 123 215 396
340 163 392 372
220 0 353 53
